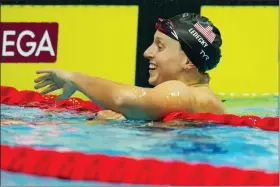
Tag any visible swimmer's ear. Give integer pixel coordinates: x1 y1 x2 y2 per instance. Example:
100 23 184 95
184 58 196 70
180 51 191 70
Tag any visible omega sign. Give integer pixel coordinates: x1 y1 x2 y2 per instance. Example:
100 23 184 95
0 22 58 62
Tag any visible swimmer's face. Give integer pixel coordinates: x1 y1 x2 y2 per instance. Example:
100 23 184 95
144 31 188 86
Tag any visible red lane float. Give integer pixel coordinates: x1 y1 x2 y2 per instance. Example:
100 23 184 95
1 86 279 131
1 144 278 186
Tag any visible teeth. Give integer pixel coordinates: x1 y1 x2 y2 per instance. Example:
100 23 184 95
149 64 157 69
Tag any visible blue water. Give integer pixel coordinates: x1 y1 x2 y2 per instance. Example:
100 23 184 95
1 97 279 186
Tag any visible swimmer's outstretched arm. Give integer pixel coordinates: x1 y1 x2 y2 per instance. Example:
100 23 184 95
72 72 193 120
35 69 192 120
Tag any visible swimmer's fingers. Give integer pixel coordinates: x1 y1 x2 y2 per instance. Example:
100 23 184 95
56 82 76 102
34 80 53 90
34 73 52 83
36 69 56 74
40 84 59 95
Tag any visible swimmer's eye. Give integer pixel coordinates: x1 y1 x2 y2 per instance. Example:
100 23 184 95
157 44 164 51
154 39 165 52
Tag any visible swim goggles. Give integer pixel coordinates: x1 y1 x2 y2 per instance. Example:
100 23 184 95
156 18 179 41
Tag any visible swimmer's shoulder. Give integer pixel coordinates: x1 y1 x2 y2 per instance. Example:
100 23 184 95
192 87 226 114
155 80 191 93
155 81 225 113
155 80 195 102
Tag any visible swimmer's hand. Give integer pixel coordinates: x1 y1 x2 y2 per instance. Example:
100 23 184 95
96 110 126 120
34 69 77 102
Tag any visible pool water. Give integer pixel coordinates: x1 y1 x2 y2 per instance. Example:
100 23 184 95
1 96 279 186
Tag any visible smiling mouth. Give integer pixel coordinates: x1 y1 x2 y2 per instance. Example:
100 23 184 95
149 63 157 71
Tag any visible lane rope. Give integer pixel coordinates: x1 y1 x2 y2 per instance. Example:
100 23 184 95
1 86 278 131
1 144 278 186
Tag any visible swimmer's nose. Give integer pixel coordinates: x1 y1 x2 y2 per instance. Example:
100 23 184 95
144 44 156 59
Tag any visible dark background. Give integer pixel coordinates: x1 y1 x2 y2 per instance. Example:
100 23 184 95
2 0 278 87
